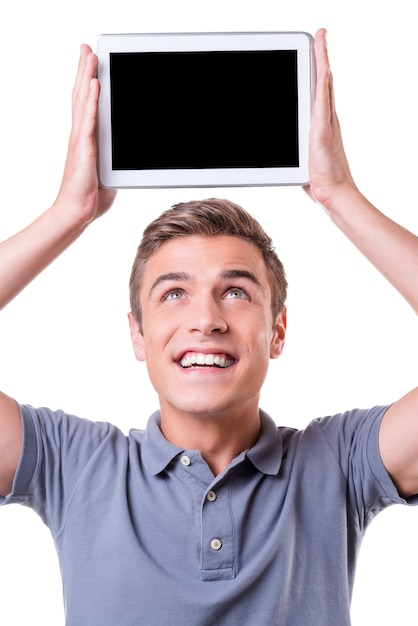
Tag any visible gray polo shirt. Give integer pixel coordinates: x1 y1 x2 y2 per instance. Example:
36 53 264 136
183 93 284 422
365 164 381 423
1 403 410 625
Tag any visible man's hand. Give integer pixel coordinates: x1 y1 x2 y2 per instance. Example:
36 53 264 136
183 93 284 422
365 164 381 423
303 28 418 314
55 44 116 226
0 45 116 310
304 29 358 210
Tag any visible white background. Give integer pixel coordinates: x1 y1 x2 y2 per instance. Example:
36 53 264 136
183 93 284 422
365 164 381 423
1 0 417 624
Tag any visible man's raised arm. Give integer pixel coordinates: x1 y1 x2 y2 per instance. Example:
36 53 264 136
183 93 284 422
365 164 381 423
307 29 418 314
307 29 418 498
0 45 116 311
0 45 116 496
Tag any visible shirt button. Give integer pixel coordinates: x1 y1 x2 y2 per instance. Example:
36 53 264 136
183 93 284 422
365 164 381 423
206 490 217 502
210 538 222 551
180 455 191 466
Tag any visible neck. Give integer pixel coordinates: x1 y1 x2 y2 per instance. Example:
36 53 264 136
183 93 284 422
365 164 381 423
159 403 261 476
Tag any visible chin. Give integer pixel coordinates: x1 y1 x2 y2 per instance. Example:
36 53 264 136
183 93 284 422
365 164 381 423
163 395 234 419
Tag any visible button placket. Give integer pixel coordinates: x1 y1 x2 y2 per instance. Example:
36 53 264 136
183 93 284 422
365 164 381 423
201 486 235 580
171 452 235 580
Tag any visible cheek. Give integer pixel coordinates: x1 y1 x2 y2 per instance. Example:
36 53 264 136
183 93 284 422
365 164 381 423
140 317 175 364
236 332 272 380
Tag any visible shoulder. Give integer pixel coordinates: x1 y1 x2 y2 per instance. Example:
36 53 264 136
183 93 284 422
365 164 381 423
278 405 391 474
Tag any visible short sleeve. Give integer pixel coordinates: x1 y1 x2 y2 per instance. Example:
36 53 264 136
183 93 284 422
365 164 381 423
311 405 415 528
0 404 128 533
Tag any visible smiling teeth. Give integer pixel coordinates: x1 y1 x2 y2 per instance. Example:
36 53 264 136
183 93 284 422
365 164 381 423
180 353 234 368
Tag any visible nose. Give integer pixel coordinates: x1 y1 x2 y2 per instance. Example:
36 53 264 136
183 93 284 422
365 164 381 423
186 294 228 335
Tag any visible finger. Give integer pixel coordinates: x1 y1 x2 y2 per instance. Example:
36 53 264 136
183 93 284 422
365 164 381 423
314 28 330 82
328 69 338 122
72 50 97 122
72 44 93 111
71 48 98 138
78 76 100 154
312 29 332 127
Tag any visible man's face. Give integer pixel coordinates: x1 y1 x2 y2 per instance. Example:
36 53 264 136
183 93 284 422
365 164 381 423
129 235 286 423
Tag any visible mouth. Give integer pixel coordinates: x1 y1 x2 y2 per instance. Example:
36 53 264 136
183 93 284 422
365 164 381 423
179 351 235 369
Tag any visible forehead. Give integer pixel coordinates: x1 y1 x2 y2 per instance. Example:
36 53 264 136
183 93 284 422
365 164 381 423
141 234 269 287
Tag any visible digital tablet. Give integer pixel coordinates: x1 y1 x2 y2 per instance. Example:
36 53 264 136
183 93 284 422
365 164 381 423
97 31 315 188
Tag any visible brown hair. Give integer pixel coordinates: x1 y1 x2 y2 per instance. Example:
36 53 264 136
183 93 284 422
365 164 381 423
129 198 287 325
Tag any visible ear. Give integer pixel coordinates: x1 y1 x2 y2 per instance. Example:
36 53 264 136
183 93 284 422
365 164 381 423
128 312 146 362
270 307 287 359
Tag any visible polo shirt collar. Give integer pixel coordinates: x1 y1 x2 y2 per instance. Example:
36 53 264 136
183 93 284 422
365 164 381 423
141 409 283 477
245 410 283 475
142 412 184 475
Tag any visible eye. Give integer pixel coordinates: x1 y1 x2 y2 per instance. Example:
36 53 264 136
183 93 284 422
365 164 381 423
163 289 185 301
224 287 250 300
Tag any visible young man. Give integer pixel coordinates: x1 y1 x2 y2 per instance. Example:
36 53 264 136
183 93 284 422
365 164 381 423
1 29 418 624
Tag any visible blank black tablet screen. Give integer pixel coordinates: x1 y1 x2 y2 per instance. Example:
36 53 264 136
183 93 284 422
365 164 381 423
110 50 298 170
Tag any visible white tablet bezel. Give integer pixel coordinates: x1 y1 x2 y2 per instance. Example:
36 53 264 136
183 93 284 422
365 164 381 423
97 31 315 189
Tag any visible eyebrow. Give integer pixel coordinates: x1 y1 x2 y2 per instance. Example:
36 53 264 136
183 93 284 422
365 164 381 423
149 269 263 295
221 269 262 289
150 272 191 294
